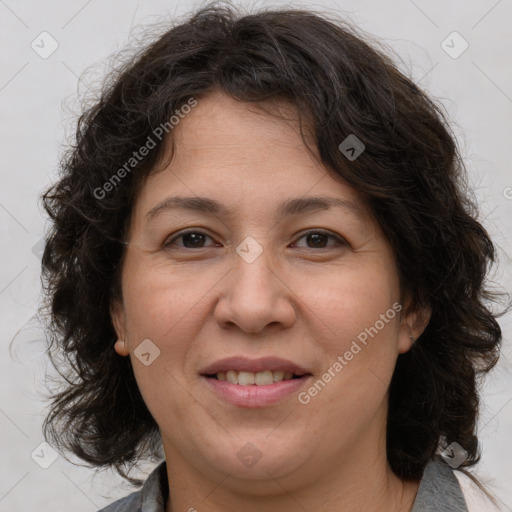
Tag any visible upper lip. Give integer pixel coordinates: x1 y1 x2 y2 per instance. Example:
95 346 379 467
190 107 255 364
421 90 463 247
199 356 310 376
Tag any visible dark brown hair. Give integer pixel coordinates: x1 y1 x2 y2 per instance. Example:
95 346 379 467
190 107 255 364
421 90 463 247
40 1 504 489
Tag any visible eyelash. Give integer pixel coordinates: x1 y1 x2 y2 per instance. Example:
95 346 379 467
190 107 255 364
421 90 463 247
162 229 348 250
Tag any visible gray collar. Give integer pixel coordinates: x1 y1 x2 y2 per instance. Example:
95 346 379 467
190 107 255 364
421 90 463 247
411 457 469 511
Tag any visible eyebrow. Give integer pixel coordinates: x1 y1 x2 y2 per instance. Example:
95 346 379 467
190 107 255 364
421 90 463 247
145 195 365 224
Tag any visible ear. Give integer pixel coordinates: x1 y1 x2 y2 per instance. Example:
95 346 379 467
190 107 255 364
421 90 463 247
110 299 130 356
397 301 431 354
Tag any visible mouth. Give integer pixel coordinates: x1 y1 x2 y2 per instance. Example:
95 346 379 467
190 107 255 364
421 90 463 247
199 356 311 385
199 356 313 407
203 370 307 386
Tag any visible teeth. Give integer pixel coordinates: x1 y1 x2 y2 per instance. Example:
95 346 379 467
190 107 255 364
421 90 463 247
226 370 238 384
215 370 298 385
272 370 284 382
255 370 273 386
238 371 255 385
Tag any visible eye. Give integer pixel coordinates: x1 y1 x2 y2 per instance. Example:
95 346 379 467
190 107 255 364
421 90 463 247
292 230 347 249
163 230 219 249
162 229 347 251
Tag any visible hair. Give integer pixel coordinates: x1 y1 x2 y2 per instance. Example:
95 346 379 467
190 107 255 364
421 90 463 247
40 0 505 493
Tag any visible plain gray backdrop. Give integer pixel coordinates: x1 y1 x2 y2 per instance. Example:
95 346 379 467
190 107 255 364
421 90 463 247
1 0 511 511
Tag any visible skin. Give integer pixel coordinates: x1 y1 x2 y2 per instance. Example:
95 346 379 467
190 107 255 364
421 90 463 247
112 90 430 512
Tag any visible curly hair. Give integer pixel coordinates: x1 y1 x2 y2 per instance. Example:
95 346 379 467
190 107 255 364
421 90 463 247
40 1 503 488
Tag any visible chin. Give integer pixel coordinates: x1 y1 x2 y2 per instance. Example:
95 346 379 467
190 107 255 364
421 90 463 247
206 435 308 482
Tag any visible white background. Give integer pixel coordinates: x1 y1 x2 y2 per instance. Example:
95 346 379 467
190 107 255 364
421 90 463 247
1 0 511 511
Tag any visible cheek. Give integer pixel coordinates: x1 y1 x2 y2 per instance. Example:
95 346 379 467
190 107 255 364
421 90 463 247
121 254 216 339
296 262 401 416
299 261 400 352
119 268 204 432
119 260 206 400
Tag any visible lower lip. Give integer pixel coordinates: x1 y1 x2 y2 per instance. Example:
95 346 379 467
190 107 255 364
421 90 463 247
201 375 312 408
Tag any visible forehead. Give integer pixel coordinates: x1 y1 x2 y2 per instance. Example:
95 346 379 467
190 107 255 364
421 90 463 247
171 91 315 158
132 91 373 228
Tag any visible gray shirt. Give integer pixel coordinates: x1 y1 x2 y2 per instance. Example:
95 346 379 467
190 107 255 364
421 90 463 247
98 456 469 511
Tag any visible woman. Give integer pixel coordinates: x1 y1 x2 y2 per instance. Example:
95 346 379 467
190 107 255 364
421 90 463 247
40 3 504 511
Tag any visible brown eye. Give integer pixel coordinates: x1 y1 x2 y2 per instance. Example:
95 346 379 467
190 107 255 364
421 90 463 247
305 233 330 248
292 230 346 249
163 230 217 249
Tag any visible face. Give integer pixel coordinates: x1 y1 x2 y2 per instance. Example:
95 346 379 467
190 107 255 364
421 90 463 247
112 91 421 492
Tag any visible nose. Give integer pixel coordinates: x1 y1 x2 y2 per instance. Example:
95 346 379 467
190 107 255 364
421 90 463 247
213 243 297 334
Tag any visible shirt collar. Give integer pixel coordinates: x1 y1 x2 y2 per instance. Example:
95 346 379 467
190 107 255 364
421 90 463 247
138 459 168 512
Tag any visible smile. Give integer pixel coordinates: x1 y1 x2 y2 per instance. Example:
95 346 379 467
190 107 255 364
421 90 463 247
209 370 302 386
201 373 312 408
